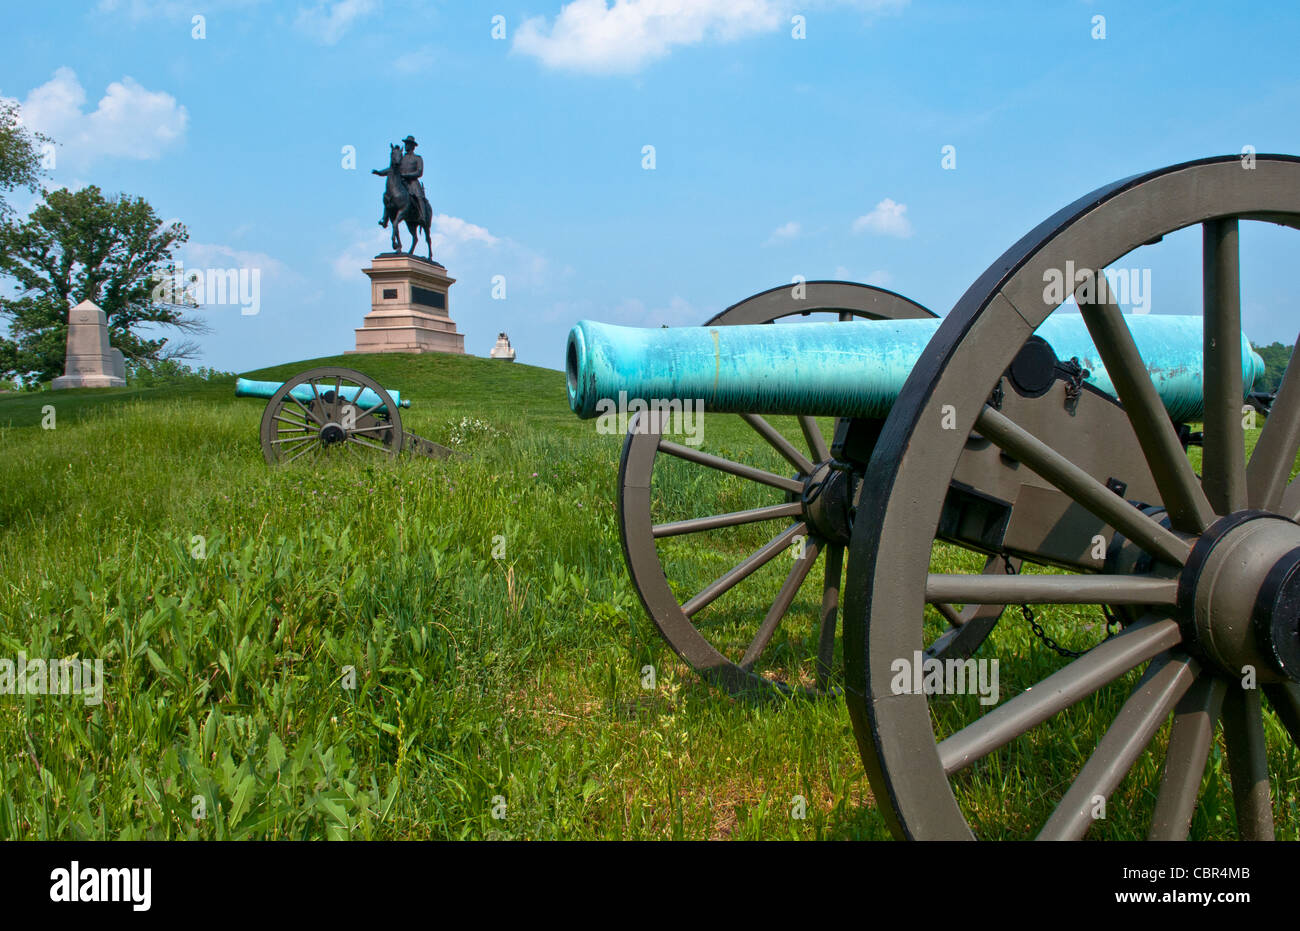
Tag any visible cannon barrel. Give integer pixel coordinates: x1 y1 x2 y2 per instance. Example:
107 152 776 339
566 315 1265 424
235 378 410 410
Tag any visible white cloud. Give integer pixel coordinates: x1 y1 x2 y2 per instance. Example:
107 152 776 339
331 213 535 281
3 68 187 171
182 242 289 279
513 0 907 74
97 0 264 20
394 46 435 74
764 220 801 245
607 295 700 326
295 0 378 45
852 198 912 238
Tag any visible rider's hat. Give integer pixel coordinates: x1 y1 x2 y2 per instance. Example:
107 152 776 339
402 135 418 147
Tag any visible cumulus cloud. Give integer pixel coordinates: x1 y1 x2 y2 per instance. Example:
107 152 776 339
513 0 907 74
852 198 912 238
295 0 378 45
764 220 801 245
4 67 187 170
96 0 264 20
331 213 534 281
606 295 700 326
182 242 289 279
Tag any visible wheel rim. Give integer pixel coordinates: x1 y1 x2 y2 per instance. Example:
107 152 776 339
619 281 1005 697
844 155 1300 839
259 366 403 465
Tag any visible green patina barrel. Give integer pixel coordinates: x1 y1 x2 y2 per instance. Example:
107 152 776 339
566 315 1265 424
235 378 409 411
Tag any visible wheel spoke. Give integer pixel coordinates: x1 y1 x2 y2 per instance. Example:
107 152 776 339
798 416 831 463
348 422 396 435
1247 332 1300 510
1281 479 1300 521
682 522 808 618
1076 281 1216 533
739 413 816 475
815 544 844 690
1221 685 1275 840
1148 673 1226 840
347 435 389 453
740 539 822 669
286 438 319 464
1037 652 1197 840
652 502 804 539
287 392 322 426
1201 219 1247 515
925 573 1178 606
658 440 804 494
938 616 1183 774
976 406 1191 566
273 411 312 430
1263 682 1300 746
270 433 315 446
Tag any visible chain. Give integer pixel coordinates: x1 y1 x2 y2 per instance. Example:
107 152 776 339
1003 558 1083 658
1058 357 1089 416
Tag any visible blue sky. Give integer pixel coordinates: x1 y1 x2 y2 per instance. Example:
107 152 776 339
3 0 1299 372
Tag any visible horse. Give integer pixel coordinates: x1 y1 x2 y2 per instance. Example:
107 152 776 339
375 143 433 259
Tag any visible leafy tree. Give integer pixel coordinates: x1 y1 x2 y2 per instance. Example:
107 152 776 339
0 99 49 221
0 185 207 384
1251 341 1294 394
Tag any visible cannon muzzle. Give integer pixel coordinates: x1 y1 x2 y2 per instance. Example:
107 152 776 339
566 316 1265 424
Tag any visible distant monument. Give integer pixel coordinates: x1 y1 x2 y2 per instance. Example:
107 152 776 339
352 136 465 355
489 332 516 362
51 300 126 389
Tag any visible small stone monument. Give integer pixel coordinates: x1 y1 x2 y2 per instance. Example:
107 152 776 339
51 300 126 389
351 253 465 354
489 332 516 362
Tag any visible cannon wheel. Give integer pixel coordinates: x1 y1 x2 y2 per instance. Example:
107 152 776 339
258 366 403 465
619 281 1009 697
845 155 1300 839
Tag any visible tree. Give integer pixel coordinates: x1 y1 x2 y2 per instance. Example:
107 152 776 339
0 99 49 221
1251 341 1294 394
0 185 208 384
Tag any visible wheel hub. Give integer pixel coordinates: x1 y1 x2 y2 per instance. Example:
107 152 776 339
801 461 856 545
319 422 347 445
1177 511 1300 682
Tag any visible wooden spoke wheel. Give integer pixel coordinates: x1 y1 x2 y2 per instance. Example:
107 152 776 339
259 366 403 465
619 282 1009 697
845 155 1300 839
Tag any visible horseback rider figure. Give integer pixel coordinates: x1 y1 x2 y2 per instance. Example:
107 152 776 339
372 135 434 259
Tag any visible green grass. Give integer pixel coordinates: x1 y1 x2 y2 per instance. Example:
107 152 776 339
0 355 1294 839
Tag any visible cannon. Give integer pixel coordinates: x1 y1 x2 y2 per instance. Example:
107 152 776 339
570 154 1300 840
235 366 453 464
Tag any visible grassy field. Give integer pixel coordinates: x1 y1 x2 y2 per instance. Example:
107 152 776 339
0 353 1295 839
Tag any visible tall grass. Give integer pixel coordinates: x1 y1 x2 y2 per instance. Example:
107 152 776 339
0 354 1293 838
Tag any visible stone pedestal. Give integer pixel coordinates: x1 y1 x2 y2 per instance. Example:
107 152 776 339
489 332 516 362
351 253 465 355
51 300 126 389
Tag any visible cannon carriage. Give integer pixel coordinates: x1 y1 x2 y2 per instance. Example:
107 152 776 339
235 366 453 464
570 154 1300 840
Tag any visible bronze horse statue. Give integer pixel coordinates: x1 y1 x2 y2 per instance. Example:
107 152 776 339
374 143 433 259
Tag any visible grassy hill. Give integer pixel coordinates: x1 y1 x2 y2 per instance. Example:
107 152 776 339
0 352 1293 839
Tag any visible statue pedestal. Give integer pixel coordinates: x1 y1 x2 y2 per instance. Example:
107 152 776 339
51 300 126 389
350 253 465 355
